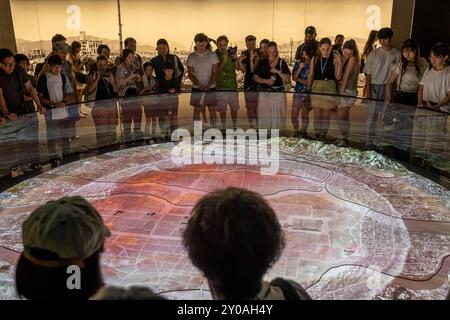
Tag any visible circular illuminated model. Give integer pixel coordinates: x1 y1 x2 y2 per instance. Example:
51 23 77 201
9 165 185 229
0 138 449 299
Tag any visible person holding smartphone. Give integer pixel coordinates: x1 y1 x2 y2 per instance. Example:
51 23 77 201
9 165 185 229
254 41 291 130
87 55 118 147
238 35 262 128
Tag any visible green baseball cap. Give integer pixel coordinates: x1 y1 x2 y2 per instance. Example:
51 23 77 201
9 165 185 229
22 196 111 263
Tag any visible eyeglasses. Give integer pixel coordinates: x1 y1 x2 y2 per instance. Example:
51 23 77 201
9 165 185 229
1 62 15 68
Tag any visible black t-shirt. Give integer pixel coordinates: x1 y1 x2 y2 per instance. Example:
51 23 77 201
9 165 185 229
313 56 336 81
158 77 181 94
150 54 184 83
242 54 261 91
254 57 291 91
0 67 31 114
96 77 116 100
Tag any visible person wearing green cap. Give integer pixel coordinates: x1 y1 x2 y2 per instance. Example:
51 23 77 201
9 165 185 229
15 196 111 299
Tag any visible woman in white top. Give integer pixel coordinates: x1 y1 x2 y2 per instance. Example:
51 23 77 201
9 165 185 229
385 39 428 107
418 43 450 113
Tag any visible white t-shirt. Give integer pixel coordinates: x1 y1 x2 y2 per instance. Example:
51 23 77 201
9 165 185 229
46 72 73 102
363 47 401 85
187 50 220 89
46 72 73 120
391 59 428 92
420 66 450 107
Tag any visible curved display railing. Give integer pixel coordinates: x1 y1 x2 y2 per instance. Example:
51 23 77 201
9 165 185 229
0 91 450 300
0 91 448 189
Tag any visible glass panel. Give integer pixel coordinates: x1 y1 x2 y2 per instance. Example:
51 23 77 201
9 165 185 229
1 92 449 183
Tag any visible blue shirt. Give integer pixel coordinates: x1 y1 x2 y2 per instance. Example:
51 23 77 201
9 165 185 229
293 62 310 92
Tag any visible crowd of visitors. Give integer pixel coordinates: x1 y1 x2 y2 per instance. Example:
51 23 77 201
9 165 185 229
0 24 449 301
0 26 448 168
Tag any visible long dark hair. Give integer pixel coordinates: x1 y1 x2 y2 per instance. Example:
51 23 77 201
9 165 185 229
301 43 316 61
399 39 422 83
362 30 377 58
343 39 360 65
121 48 134 63
193 33 214 51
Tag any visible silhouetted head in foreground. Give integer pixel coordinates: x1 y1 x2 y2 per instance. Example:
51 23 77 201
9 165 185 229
183 187 285 299
16 196 110 300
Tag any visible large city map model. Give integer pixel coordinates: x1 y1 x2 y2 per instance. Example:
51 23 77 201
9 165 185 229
0 138 449 299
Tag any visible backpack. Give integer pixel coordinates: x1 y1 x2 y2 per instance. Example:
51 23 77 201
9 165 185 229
173 55 182 79
269 278 311 300
38 73 70 110
34 62 45 79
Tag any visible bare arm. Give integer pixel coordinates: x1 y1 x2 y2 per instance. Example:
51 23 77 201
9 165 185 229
24 80 44 113
276 69 291 83
116 66 138 90
64 92 76 105
340 57 356 94
108 74 119 94
87 72 100 94
249 53 260 73
385 70 398 105
417 85 424 107
205 63 219 89
0 88 17 120
364 74 372 98
307 57 315 90
436 91 450 108
118 74 137 89
37 92 53 107
254 75 274 86
68 55 83 73
333 54 343 83
188 66 202 88
238 55 246 73
292 63 302 82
